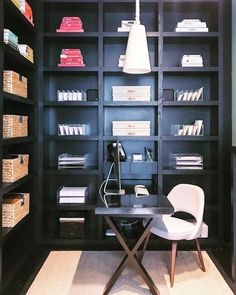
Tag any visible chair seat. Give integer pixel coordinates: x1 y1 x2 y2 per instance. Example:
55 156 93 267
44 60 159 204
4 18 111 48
144 216 195 241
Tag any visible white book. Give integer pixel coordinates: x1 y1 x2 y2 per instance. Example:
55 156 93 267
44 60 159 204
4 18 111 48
174 166 203 170
117 27 130 32
175 160 202 166
59 186 88 197
176 28 209 32
59 197 86 204
182 63 203 67
177 22 207 28
173 155 202 161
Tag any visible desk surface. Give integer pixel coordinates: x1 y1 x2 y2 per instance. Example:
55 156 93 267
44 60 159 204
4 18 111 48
95 194 174 218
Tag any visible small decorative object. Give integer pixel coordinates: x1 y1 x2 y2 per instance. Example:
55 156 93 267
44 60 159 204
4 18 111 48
163 89 174 101
58 49 86 67
132 153 143 162
118 55 126 67
173 120 204 136
57 17 84 32
87 89 98 101
175 19 208 32
145 147 153 161
181 55 203 67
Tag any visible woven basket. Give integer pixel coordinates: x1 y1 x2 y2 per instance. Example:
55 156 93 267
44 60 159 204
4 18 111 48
3 154 29 183
3 115 28 138
2 193 30 227
3 70 27 98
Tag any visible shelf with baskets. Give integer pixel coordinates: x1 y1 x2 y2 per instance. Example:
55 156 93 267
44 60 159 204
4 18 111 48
0 0 38 293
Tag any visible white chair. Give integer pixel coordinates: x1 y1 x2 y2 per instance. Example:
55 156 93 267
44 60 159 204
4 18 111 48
142 184 207 287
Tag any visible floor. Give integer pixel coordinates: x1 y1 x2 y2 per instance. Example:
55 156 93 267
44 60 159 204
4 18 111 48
3 246 235 295
26 250 234 295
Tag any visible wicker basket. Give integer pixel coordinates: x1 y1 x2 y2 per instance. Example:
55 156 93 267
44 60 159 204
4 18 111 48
3 115 28 138
3 70 28 98
3 154 29 183
2 193 30 227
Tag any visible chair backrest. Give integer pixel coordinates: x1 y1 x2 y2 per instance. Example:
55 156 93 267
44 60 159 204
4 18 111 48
167 184 205 240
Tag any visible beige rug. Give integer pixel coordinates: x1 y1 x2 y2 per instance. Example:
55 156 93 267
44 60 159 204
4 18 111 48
27 251 234 295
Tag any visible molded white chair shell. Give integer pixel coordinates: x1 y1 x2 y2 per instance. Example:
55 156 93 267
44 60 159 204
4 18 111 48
142 184 207 287
149 184 205 241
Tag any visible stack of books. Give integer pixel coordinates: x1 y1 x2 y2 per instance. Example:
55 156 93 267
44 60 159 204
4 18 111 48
57 186 88 204
4 29 19 50
175 19 209 32
58 49 86 67
112 86 151 102
57 17 84 32
58 153 88 169
19 0 34 25
18 44 34 63
181 55 203 67
172 153 203 170
117 20 135 32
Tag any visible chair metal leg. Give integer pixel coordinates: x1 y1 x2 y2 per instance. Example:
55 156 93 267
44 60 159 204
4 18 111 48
195 238 206 272
140 231 151 261
170 241 177 287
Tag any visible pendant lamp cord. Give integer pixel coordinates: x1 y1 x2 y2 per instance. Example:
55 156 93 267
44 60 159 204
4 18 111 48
135 0 140 25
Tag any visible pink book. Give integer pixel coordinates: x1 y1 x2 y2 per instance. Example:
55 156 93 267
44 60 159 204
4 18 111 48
58 63 86 67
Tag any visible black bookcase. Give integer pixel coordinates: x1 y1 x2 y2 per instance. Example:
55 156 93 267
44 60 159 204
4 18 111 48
0 0 38 292
35 0 231 249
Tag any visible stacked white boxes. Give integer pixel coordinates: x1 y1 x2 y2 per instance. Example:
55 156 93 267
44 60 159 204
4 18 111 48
112 86 151 102
112 121 151 136
175 19 209 32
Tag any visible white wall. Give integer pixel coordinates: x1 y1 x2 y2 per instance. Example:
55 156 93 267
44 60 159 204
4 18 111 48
233 1 236 145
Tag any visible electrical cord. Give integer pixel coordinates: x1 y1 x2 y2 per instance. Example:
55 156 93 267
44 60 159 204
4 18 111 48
99 179 108 207
120 218 141 226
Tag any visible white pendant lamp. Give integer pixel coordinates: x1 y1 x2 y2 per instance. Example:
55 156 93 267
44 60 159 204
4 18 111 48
123 0 151 74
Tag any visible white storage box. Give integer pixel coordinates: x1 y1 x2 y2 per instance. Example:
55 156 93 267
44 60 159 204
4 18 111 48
112 86 151 102
112 121 151 136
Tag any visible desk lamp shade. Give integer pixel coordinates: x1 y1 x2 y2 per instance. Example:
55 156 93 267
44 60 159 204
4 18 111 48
123 0 151 74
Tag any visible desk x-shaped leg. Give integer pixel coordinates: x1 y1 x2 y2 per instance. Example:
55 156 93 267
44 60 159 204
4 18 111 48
103 216 160 295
